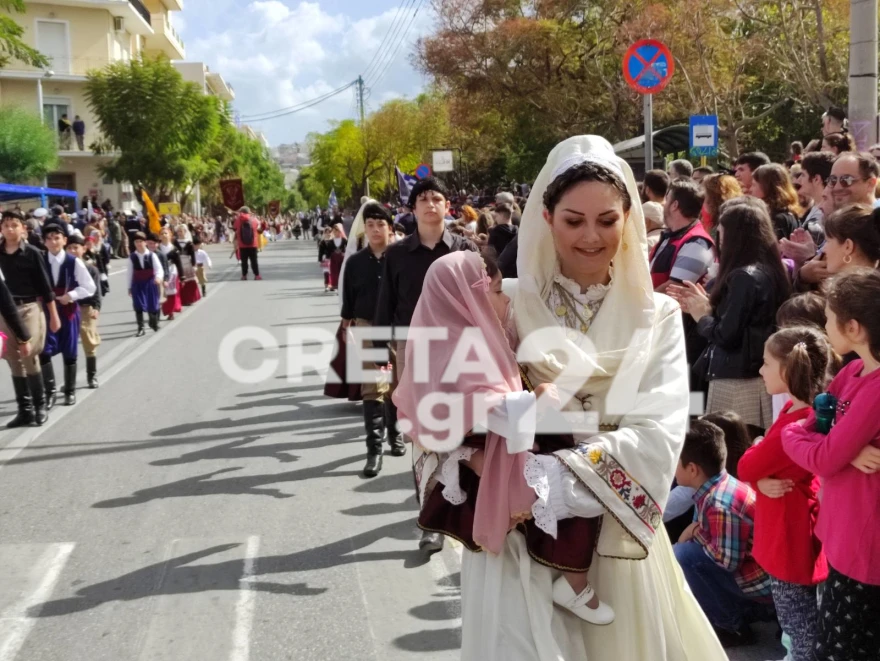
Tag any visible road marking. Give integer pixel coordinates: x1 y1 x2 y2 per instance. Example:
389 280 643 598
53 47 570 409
230 535 260 661
0 543 75 661
0 263 240 466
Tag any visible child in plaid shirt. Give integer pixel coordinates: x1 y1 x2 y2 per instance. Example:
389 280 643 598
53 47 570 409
673 419 773 648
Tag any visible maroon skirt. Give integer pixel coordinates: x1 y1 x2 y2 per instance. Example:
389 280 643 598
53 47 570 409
418 435 600 572
323 322 363 401
328 252 344 289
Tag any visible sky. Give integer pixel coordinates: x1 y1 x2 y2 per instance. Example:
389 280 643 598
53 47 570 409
171 0 434 146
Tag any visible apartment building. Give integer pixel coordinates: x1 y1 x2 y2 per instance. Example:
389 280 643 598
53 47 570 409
0 0 185 210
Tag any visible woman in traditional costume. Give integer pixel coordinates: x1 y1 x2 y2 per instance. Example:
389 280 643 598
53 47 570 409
326 224 347 292
412 136 725 660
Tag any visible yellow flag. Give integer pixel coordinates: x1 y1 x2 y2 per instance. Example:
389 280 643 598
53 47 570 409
141 190 163 237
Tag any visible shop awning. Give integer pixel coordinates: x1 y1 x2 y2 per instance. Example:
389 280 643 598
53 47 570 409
612 125 690 159
0 183 78 206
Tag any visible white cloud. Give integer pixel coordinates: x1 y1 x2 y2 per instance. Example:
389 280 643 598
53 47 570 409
180 0 434 145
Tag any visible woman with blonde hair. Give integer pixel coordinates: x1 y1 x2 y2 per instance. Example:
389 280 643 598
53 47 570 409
701 173 741 239
751 163 801 240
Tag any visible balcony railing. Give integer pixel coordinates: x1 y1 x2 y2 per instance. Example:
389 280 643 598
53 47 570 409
128 0 152 27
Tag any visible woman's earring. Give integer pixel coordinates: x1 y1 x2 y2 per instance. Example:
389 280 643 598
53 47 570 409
844 254 853 264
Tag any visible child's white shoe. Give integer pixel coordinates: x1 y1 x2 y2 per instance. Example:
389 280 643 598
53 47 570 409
552 576 615 625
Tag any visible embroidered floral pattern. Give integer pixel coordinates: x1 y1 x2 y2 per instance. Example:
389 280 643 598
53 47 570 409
578 444 663 531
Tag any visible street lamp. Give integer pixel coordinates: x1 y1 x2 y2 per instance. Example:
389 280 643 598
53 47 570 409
36 69 54 124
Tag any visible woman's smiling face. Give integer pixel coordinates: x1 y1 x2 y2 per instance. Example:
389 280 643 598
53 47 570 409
543 180 626 284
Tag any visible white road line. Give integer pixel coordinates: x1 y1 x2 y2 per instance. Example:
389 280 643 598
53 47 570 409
0 263 239 467
0 543 75 661
229 535 260 661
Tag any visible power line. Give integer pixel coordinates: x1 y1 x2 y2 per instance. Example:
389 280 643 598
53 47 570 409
240 81 357 122
363 0 418 87
365 0 423 90
360 0 412 82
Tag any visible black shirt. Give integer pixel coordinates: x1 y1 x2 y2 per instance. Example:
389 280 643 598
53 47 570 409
498 234 519 279
488 224 517 257
0 241 55 302
341 247 385 321
374 229 477 332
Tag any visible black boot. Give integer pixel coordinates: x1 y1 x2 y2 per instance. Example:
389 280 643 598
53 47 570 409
86 356 99 389
385 399 406 457
149 312 160 332
28 373 48 426
201 284 207 296
135 310 145 337
63 363 77 406
41 360 57 411
6 376 34 428
362 400 385 478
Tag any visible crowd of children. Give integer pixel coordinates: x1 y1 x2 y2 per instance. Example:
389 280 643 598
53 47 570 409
671 270 880 659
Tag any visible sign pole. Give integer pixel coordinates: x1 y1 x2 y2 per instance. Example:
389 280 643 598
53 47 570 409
644 93 654 172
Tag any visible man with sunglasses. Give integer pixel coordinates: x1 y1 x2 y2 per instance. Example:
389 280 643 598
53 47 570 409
827 152 879 211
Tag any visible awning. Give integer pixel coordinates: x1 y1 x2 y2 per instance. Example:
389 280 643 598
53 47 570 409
0 183 78 205
612 125 690 159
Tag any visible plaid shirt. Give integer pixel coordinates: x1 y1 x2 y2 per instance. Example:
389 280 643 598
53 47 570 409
692 471 771 597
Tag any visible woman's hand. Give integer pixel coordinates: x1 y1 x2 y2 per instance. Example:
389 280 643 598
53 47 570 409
757 478 794 498
465 449 485 477
667 281 712 321
678 521 699 543
535 382 561 416
851 445 880 474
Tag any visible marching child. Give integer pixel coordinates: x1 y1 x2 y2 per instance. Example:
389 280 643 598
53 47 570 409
67 235 102 388
193 237 212 297
40 223 96 406
738 326 831 660
783 268 880 659
318 227 333 292
127 231 163 336
179 242 202 306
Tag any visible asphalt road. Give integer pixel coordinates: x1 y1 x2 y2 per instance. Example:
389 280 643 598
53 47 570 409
0 239 781 661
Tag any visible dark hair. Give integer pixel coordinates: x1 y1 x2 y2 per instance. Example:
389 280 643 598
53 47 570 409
700 411 752 477
544 161 632 213
753 163 801 216
801 151 835 184
362 202 391 223
481 248 500 278
824 204 880 263
407 177 450 208
765 326 832 404
835 152 880 181
193 237 202 245
827 268 880 361
669 159 694 178
804 139 822 153
693 166 714 177
681 419 727 477
642 170 669 201
667 178 705 219
711 197 791 308
823 132 855 154
825 107 847 123
734 152 771 172
790 141 804 156
776 292 828 329
1 210 24 223
494 203 512 220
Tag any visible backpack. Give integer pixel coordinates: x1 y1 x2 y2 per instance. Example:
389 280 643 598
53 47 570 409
238 217 254 245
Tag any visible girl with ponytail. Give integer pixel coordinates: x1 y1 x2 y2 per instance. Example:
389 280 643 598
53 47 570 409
738 327 832 661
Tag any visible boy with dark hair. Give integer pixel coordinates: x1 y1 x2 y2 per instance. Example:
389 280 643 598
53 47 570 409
673 419 772 648
67 235 102 388
374 175 477 552
0 210 60 426
127 232 164 337
733 152 771 191
40 223 96 407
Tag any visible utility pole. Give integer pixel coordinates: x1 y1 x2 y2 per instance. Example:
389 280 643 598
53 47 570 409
357 75 369 198
848 0 878 149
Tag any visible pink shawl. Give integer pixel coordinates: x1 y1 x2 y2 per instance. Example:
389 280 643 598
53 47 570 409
393 251 536 554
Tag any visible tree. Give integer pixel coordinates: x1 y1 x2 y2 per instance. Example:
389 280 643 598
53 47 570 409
0 106 58 182
0 0 49 69
84 57 220 200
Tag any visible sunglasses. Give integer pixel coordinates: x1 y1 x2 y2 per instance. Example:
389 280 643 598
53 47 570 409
827 175 866 188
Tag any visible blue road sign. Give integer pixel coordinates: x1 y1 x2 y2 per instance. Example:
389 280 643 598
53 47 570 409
689 115 719 157
623 39 674 94
415 163 432 180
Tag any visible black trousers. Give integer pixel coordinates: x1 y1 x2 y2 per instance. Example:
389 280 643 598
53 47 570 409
240 247 260 277
814 564 880 660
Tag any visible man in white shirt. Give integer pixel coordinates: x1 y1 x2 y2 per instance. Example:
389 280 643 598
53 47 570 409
127 231 164 337
40 223 96 407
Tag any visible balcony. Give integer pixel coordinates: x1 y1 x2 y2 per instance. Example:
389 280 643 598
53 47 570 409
27 0 154 35
144 11 185 59
206 71 234 101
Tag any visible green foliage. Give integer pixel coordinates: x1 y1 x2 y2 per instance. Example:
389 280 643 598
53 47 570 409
84 57 219 197
0 106 58 182
0 0 50 69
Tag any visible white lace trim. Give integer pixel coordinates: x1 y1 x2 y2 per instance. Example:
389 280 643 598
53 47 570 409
552 263 613 301
525 454 557 538
438 446 478 506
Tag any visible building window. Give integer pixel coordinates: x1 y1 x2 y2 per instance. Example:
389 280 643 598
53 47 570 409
35 21 70 74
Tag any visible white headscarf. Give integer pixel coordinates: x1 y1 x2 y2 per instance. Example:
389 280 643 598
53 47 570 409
514 135 655 403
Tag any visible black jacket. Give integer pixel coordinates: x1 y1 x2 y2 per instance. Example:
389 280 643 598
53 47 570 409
695 265 783 381
771 210 799 241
